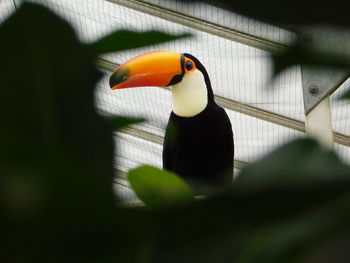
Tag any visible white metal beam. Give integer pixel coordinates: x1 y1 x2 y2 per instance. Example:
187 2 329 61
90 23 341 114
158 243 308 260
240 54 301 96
104 0 287 53
305 97 334 149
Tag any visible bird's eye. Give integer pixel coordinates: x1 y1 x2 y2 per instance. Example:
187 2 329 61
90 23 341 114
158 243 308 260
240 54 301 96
185 61 193 71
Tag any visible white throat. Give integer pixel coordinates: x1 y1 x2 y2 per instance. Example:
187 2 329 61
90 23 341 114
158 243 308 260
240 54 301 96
170 69 208 117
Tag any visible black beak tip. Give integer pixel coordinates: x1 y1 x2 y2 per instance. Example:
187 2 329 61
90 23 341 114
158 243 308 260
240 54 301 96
109 68 129 89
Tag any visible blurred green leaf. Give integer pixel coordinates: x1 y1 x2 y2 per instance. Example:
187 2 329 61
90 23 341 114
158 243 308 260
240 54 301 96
273 26 350 76
0 2 197 262
128 165 194 207
236 138 350 192
90 30 191 55
104 115 145 130
0 3 135 262
341 91 350 99
136 139 350 263
273 47 350 77
179 0 350 26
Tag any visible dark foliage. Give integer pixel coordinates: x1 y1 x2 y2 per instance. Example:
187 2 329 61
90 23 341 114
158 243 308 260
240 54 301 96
0 2 187 263
2 2 350 263
0 3 117 262
181 0 350 26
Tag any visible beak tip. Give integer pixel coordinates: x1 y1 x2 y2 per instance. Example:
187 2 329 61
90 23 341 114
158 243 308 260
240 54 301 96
109 67 129 90
109 74 117 89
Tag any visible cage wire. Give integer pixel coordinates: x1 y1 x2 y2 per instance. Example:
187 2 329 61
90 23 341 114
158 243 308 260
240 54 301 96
2 0 350 200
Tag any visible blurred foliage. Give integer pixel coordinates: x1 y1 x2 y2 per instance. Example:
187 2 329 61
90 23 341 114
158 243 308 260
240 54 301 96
237 139 350 191
0 3 117 262
128 165 194 207
272 26 350 80
0 2 187 262
105 115 145 131
2 2 350 263
181 0 350 26
271 25 350 99
127 139 350 263
184 0 350 99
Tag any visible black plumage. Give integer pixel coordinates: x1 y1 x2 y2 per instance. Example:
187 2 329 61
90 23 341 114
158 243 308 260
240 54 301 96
163 54 234 190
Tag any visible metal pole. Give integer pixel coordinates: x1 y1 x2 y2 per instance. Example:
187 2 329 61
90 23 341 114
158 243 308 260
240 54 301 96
305 96 334 149
104 0 287 53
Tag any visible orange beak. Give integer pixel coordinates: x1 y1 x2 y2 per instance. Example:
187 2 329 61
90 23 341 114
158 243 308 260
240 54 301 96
109 51 184 90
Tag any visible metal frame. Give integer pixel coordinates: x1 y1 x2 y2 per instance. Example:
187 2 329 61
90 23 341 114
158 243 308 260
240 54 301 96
104 0 287 53
300 28 350 148
301 65 346 148
301 66 349 115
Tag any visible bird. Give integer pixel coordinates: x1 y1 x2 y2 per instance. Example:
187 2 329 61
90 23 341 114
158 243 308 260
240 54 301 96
109 51 234 192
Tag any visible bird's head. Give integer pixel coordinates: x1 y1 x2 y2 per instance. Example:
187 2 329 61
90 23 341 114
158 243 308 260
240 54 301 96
109 51 214 117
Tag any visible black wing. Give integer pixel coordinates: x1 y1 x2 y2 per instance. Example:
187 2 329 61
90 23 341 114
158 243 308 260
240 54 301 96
162 115 176 171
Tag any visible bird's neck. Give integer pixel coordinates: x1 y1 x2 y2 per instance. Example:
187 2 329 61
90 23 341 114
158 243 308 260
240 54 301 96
170 69 208 117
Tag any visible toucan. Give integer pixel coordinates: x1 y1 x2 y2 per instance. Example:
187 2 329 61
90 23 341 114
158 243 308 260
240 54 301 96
109 51 234 191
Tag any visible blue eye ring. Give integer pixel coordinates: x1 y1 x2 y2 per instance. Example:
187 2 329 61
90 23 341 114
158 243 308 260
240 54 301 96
185 61 193 71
